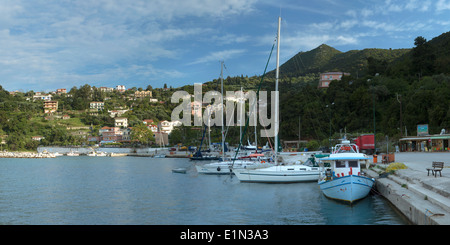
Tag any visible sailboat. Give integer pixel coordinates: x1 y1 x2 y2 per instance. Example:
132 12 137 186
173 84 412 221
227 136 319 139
233 17 321 183
154 132 166 158
195 62 269 174
190 124 219 161
317 139 375 204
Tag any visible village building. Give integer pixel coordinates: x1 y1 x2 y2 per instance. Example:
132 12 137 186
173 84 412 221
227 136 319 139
108 109 129 118
31 136 45 141
44 101 58 114
99 126 123 143
56 88 67 94
90 101 105 111
158 120 181 134
318 72 350 88
100 87 114 92
116 85 126 92
33 93 53 101
114 117 128 128
134 90 152 98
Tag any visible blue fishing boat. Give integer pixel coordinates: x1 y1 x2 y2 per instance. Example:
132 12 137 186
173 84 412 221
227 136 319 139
318 140 375 204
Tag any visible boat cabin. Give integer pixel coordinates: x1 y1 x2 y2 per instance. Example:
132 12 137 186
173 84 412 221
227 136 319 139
320 142 370 180
330 158 361 178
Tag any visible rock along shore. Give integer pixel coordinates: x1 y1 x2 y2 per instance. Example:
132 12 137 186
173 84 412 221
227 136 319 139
0 151 56 158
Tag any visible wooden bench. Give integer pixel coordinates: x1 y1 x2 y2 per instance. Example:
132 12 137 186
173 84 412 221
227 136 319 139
427 161 444 177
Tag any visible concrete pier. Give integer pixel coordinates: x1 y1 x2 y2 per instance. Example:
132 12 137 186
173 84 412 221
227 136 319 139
365 152 450 225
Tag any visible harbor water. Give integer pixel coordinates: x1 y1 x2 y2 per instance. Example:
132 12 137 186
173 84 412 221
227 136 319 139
0 157 409 225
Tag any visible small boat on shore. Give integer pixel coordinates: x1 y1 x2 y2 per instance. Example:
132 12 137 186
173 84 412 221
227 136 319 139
317 140 375 204
66 151 80 156
88 151 107 156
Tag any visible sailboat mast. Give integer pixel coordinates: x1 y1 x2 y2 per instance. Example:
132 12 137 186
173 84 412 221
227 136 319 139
220 61 225 160
274 16 281 164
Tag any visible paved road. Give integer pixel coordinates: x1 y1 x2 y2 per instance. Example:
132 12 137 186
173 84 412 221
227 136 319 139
389 152 450 174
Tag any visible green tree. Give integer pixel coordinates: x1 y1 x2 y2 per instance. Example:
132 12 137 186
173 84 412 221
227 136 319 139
131 123 154 145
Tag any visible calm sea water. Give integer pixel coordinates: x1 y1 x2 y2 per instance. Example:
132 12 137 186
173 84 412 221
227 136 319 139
0 156 409 225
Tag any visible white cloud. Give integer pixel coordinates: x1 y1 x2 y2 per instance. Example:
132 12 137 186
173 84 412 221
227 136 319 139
0 0 258 90
188 49 246 65
436 0 450 11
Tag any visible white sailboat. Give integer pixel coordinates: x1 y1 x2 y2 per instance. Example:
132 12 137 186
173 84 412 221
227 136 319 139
195 62 265 174
233 17 320 183
154 132 166 158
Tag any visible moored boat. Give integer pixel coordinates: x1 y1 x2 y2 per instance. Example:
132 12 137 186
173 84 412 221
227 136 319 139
172 168 187 174
195 159 270 175
317 140 375 204
233 163 320 183
66 150 80 156
232 17 321 183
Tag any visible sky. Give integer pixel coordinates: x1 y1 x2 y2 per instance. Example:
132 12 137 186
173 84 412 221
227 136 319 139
1 0 450 92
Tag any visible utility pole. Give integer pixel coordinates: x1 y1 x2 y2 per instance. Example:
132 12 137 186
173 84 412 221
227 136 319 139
397 93 403 137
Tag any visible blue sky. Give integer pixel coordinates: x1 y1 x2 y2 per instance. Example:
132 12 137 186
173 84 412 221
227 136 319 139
1 0 450 92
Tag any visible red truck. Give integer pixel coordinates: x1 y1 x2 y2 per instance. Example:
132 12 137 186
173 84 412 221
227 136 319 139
354 134 375 155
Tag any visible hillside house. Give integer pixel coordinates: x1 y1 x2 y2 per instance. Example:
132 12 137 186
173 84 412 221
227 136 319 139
116 85 126 92
134 90 152 98
90 101 105 111
56 88 66 94
44 101 58 114
114 117 128 128
33 93 52 101
318 72 350 88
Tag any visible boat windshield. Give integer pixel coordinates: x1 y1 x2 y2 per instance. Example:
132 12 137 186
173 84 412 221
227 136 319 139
336 161 346 168
335 160 359 168
349 161 358 168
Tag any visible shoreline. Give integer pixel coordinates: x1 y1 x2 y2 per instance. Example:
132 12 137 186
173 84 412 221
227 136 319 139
0 151 56 158
1 146 193 158
364 153 450 225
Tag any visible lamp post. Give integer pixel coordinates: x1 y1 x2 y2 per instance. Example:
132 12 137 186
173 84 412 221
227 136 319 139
368 77 376 154
326 102 334 152
396 93 402 137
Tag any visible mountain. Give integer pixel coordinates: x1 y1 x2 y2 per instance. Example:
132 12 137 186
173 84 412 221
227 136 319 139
269 44 410 78
278 44 342 76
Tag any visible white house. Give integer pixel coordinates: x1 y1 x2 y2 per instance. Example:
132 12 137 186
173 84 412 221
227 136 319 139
114 117 128 128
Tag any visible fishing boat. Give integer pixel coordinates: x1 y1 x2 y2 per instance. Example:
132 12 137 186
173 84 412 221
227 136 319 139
317 139 375 204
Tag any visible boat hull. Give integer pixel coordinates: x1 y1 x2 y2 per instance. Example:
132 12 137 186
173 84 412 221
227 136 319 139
195 164 234 175
233 166 320 183
195 161 269 175
318 175 375 203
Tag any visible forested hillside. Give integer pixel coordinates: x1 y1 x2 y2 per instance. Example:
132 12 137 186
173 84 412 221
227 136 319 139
2 31 450 151
277 31 450 146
